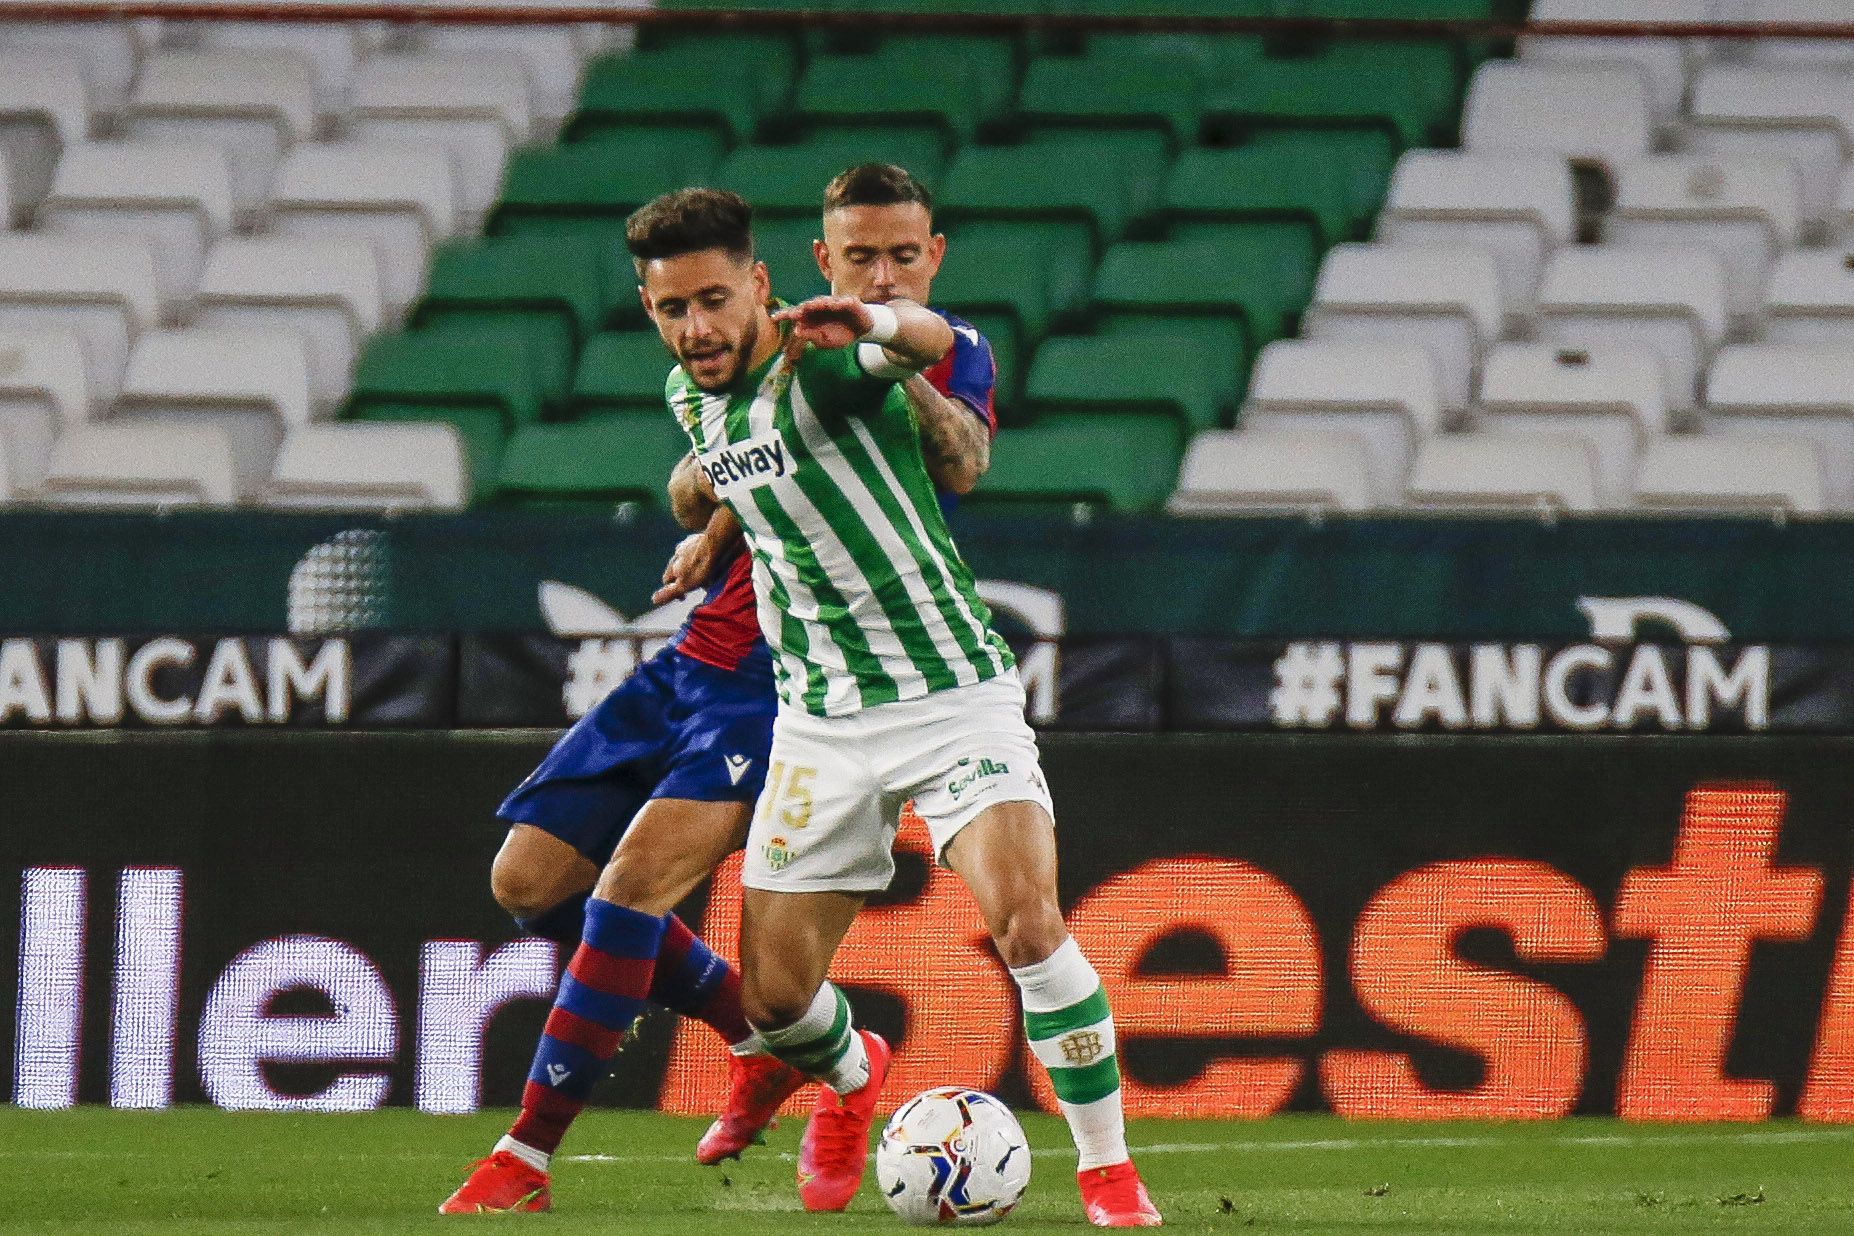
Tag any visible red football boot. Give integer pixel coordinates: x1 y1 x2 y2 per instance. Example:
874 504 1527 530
796 1030 892 1212
696 1051 809 1165
1079 1160 1163 1227
438 1149 552 1214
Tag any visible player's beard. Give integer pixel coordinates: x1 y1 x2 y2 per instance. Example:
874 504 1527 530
685 317 759 393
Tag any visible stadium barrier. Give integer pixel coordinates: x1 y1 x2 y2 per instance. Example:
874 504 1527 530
7 730 1854 1121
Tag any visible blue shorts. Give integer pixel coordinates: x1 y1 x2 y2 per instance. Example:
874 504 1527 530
497 646 776 867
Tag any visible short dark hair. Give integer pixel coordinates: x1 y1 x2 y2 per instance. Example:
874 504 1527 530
823 163 934 216
625 187 753 278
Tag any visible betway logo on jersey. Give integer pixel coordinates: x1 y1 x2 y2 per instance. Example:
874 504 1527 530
700 431 788 496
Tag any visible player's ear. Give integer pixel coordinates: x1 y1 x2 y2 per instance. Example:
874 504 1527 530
752 259 770 302
924 231 948 277
812 238 832 281
637 284 653 315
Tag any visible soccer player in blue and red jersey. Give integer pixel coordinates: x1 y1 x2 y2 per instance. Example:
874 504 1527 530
442 164 999 1215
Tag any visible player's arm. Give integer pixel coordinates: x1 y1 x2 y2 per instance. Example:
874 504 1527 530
655 496 745 605
667 451 716 531
906 375 990 495
774 295 953 377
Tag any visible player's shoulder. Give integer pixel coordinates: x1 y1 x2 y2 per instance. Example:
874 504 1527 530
928 308 991 353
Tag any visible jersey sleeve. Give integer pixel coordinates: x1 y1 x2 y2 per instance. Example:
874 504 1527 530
932 320 999 438
793 342 897 421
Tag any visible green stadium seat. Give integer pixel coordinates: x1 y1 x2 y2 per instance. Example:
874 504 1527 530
1200 55 1434 149
1092 231 1316 361
793 50 1001 147
757 216 829 300
487 136 688 239
1162 143 1356 247
572 332 675 418
1274 0 1493 16
567 44 789 146
933 230 1055 348
1075 0 1263 12
1017 52 1204 148
1252 129 1397 234
873 37 1018 119
940 138 1162 254
1086 33 1266 80
971 413 1181 514
945 220 1093 321
495 414 691 508
716 134 949 217
1025 334 1237 434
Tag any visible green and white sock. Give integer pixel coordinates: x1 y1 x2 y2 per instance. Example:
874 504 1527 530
754 982 870 1095
1015 938 1130 1172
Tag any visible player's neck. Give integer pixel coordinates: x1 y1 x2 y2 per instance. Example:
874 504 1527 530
744 312 783 376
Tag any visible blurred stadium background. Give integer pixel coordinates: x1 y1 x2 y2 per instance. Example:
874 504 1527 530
8 0 1854 1227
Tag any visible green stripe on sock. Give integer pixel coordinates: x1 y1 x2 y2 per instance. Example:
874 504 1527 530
1049 1055 1122 1106
1024 987 1112 1042
768 988 852 1075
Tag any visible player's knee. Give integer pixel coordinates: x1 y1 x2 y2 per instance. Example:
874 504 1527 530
741 975 813 1032
991 898 1069 971
490 853 564 922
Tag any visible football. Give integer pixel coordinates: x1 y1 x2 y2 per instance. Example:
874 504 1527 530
875 1087 1032 1226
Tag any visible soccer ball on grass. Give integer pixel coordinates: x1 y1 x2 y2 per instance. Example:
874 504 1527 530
875 1086 1031 1226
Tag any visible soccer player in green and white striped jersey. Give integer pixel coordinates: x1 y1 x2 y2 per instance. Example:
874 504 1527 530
628 188 1161 1228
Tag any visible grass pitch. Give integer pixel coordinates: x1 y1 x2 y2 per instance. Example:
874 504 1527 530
3 1108 1853 1233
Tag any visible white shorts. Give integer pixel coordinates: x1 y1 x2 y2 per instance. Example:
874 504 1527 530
741 671 1055 894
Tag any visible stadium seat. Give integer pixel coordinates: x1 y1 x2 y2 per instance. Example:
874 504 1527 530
1685 66 1854 232
1168 427 1379 515
0 233 160 401
1705 343 1854 508
793 50 1000 148
932 231 1058 408
38 141 237 306
940 140 1156 256
269 142 462 318
1745 0 1854 69
114 328 314 496
1162 144 1355 250
37 421 243 508
0 52 93 225
1605 155 1804 325
196 236 385 408
0 329 89 490
715 133 949 217
1017 52 1203 148
0 21 137 114
190 18 369 118
125 51 317 211
1377 151 1576 310
495 415 691 507
1024 334 1232 435
412 25 589 129
264 422 468 511
1200 53 1438 150
1763 250 1854 346
1633 434 1826 514
571 333 674 418
1406 433 1603 513
1535 247 1728 411
567 42 789 148
1520 0 1712 130
488 137 692 240
1085 30 1264 81
1462 62 1653 175
969 413 1180 514
1476 343 1668 505
1301 243 1505 410
350 55 533 225
756 216 830 302
873 36 1017 120
1838 166 1854 247
1095 232 1317 364
1240 340 1443 499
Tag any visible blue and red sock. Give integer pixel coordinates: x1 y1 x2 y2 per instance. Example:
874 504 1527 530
650 913 753 1047
510 898 665 1156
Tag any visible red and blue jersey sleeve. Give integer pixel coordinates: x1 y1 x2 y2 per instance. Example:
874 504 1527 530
924 309 998 438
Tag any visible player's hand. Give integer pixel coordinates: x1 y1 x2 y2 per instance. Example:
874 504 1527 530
773 295 874 359
653 533 720 605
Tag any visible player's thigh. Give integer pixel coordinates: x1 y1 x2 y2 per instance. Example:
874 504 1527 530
742 713 896 896
596 796 753 915
491 824 600 919
941 800 1067 970
738 886 865 1028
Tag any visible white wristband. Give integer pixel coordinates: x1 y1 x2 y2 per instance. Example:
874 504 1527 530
859 302 899 345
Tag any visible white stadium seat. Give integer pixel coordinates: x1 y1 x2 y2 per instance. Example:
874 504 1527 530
37 421 242 508
0 430 15 505
1605 155 1802 325
126 50 318 210
1302 243 1505 412
1377 151 1575 309
1476 343 1668 505
1168 428 1379 515
1463 62 1654 174
0 52 94 224
0 233 161 401
264 422 468 511
349 55 533 225
412 25 588 130
1763 250 1854 345
115 328 314 497
1521 0 1713 130
1705 343 1854 507
268 142 460 317
191 20 369 117
1684 65 1854 231
1633 434 1826 513
1536 247 1728 410
1746 0 1854 69
1239 340 1442 501
196 236 385 407
0 21 138 114
0 329 91 491
1837 164 1854 245
1406 433 1603 513
37 141 237 306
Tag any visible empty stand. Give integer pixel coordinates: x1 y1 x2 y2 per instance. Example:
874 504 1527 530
0 21 137 114
1520 0 1713 131
1745 0 1854 69
350 55 534 224
1535 247 1728 411
1685 66 1853 233
1168 428 1378 515
126 51 317 210
571 333 674 418
1462 62 1653 176
0 329 90 491
1705 343 1854 507
1378 150 1576 308
1763 250 1854 346
0 52 94 225
188 17 371 118
413 24 588 129
0 234 161 401
1406 434 1603 513
495 415 690 507
38 421 242 508
1476 343 1667 505
265 422 467 511
1634 434 1826 514
971 414 1180 514
568 42 782 150
1025 335 1230 435
1017 51 1203 149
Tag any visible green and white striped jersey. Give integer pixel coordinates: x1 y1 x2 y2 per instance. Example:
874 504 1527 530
667 337 1013 717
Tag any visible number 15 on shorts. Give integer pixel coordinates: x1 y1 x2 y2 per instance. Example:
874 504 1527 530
759 761 816 830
